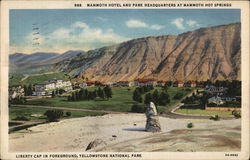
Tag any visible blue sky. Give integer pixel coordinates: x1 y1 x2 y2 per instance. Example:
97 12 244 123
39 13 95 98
10 9 240 54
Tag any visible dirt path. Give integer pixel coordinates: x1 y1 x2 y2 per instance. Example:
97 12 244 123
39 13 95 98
13 104 130 114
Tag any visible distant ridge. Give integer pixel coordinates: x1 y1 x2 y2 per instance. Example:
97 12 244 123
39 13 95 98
10 50 84 74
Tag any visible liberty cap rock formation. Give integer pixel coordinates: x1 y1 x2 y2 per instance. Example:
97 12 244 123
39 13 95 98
145 102 161 132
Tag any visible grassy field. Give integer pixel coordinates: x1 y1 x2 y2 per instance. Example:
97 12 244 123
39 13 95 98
20 72 70 85
25 87 192 113
175 108 234 117
9 106 105 122
9 73 24 86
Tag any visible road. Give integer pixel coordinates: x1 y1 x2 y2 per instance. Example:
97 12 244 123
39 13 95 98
160 89 234 120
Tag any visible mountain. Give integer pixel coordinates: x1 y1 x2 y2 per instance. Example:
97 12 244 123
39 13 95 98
10 52 59 64
10 50 83 74
55 23 241 82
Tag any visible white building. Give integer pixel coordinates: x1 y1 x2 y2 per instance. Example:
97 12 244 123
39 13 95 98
205 86 227 95
33 80 72 96
208 96 224 105
9 86 24 99
135 79 157 86
79 83 87 88
115 81 129 86
32 91 46 96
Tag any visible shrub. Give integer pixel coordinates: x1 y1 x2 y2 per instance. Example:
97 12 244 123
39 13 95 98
187 122 193 128
131 104 145 113
158 91 170 105
13 116 30 121
65 111 71 117
210 115 220 121
185 88 191 91
232 110 241 118
10 97 27 104
173 92 184 99
44 109 64 122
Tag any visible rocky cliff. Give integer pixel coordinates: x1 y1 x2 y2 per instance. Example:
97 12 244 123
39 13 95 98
55 23 241 82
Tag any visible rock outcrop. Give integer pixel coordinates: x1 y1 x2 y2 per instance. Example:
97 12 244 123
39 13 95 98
85 139 107 151
145 102 161 132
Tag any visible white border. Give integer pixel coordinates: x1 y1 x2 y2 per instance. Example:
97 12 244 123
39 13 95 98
1 1 249 160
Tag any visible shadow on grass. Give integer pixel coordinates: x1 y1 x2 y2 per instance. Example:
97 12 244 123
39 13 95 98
123 128 146 132
9 122 46 134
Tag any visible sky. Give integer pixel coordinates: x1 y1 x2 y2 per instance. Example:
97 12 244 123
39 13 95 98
10 9 240 54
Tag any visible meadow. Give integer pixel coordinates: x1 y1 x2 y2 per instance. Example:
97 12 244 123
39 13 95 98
175 108 234 117
25 86 192 113
9 105 105 122
9 72 70 86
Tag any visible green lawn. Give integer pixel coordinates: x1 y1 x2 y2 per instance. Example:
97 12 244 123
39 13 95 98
9 105 105 122
21 72 70 85
9 73 24 87
175 108 234 117
25 87 192 113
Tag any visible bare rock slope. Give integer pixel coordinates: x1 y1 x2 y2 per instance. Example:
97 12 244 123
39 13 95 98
55 23 240 82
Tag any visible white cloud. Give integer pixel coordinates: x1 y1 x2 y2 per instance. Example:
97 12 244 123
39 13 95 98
150 24 164 30
96 17 108 22
16 21 129 53
71 21 89 29
126 19 164 30
126 19 148 28
49 22 129 51
171 18 185 30
186 20 199 27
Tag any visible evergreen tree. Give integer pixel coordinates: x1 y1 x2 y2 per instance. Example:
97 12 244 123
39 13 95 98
89 91 97 100
138 87 144 94
138 96 143 103
76 91 80 101
133 89 141 102
79 88 84 100
143 86 148 92
97 87 102 98
24 85 28 96
159 92 170 105
67 95 71 101
100 90 106 100
104 86 112 99
92 90 97 99
51 91 55 98
71 92 76 101
28 84 33 96
152 89 159 105
162 84 168 92
84 89 89 100
166 81 173 87
144 93 152 104
149 85 154 91
59 88 64 95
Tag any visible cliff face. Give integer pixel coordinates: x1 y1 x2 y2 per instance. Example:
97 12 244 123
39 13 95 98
55 23 241 82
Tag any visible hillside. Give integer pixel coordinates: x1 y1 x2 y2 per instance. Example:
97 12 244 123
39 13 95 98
9 50 83 74
55 23 241 82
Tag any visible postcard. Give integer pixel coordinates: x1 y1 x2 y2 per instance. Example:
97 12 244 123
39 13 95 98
1 0 249 160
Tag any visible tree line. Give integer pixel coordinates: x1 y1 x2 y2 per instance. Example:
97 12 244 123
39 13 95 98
23 84 33 96
68 86 112 101
133 85 170 105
